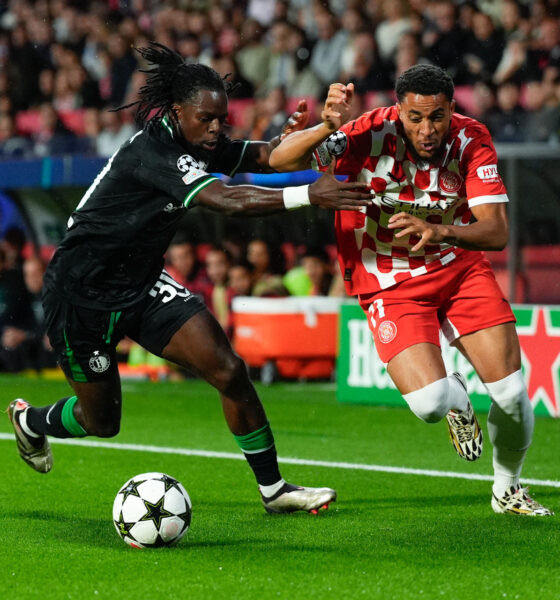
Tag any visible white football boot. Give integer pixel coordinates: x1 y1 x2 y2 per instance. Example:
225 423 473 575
261 483 336 514
492 485 553 516
7 399 53 473
445 372 483 461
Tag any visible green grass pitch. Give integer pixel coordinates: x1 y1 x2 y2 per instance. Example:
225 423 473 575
1 374 559 600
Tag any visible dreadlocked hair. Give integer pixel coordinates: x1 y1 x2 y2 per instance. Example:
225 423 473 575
114 42 235 124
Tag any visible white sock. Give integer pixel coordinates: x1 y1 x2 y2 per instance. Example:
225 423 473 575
259 478 286 498
19 410 41 438
485 370 533 498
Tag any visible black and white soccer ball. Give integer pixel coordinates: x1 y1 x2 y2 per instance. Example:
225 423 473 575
113 472 192 548
325 130 348 156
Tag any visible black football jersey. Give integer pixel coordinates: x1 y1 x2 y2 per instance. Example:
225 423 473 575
44 117 251 309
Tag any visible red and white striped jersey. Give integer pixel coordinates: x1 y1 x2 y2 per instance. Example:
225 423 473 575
312 105 508 296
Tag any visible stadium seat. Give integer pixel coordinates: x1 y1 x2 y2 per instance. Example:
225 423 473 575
227 99 253 127
524 267 560 304
484 249 509 268
522 244 560 266
15 110 42 135
453 85 477 116
59 110 86 136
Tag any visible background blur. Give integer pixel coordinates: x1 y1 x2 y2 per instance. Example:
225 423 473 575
0 0 559 375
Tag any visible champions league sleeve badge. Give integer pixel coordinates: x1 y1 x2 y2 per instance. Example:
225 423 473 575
176 154 208 185
325 131 348 156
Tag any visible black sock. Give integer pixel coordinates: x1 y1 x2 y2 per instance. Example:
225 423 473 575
243 446 282 486
27 396 87 438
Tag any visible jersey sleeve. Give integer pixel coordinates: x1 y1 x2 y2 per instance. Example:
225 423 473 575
133 142 219 209
311 118 369 176
208 138 252 176
461 125 508 208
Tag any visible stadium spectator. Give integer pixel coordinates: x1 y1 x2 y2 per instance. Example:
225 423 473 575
343 31 391 94
527 17 560 84
31 102 83 156
0 246 35 372
235 19 272 92
300 246 335 296
486 80 527 143
261 87 289 141
523 79 560 143
7 47 372 516
375 0 412 66
0 256 56 372
228 260 255 297
246 238 288 297
0 113 32 159
422 0 466 79
165 236 209 300
270 64 553 517
309 8 347 88
462 11 505 84
211 54 254 100
203 246 234 335
106 33 137 107
95 108 137 157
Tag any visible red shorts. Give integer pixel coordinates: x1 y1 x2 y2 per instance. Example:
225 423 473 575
358 251 515 363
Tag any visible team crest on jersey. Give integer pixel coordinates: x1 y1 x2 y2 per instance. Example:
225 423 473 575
326 131 348 156
378 320 397 343
439 171 463 194
89 350 111 373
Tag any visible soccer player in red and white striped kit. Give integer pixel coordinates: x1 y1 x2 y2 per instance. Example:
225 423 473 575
270 64 553 516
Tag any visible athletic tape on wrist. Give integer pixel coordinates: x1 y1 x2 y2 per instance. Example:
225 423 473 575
283 185 310 210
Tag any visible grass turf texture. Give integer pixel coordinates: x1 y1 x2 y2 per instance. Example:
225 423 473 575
1 375 559 600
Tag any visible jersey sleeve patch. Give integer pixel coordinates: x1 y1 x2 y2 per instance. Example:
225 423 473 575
325 130 348 156
177 154 209 185
312 141 333 171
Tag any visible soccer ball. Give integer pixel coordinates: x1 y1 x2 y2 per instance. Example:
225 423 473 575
112 472 192 548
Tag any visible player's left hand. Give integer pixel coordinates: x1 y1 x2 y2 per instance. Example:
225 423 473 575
388 212 444 251
280 100 310 140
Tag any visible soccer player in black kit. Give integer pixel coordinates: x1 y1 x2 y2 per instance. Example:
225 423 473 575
7 43 372 514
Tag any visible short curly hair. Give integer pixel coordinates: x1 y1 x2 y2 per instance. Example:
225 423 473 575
395 64 454 102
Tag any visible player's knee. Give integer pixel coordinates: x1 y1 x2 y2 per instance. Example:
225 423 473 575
403 378 451 423
210 353 249 394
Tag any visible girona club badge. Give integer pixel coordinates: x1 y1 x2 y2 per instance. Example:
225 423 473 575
378 320 397 344
439 171 463 194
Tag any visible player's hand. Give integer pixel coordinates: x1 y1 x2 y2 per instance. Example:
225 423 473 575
388 212 445 251
280 100 310 140
321 83 355 131
309 160 371 211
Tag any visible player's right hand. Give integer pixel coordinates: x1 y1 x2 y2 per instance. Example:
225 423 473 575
321 83 355 131
309 161 371 211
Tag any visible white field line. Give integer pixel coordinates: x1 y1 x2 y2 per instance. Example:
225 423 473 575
1 432 559 488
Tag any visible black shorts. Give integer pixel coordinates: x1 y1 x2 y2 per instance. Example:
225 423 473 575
43 269 206 382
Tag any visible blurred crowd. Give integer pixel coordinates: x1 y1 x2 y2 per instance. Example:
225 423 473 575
1 0 560 160
0 225 343 372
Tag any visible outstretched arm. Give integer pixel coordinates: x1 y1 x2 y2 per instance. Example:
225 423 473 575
269 83 357 172
192 160 371 216
239 100 311 173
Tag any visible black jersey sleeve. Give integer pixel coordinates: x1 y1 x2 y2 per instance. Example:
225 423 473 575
132 134 219 209
209 139 252 177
